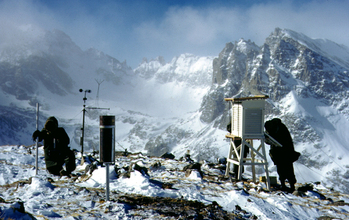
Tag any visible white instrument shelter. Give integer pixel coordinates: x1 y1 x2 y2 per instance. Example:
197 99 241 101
225 95 271 190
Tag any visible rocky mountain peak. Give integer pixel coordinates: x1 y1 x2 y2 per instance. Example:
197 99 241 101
134 56 166 79
135 53 213 87
200 27 349 128
211 39 260 86
2 27 349 193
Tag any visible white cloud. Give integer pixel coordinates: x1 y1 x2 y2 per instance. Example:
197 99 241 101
0 0 348 68
133 6 247 63
134 0 349 65
246 0 349 46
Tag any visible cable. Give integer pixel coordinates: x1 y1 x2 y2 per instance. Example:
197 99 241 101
295 161 327 180
300 135 346 172
294 162 306 183
113 136 126 151
316 145 346 172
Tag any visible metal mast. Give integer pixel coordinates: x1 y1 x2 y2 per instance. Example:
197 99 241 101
79 89 91 163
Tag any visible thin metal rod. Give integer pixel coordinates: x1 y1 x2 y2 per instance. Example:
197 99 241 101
81 104 86 157
35 103 39 175
106 163 110 201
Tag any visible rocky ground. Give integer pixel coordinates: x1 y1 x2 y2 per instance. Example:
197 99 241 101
1 146 349 219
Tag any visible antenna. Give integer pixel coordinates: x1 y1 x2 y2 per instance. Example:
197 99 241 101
95 79 104 107
110 58 115 74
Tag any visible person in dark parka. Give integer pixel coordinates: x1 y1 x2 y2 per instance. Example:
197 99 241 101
264 118 298 192
32 116 76 176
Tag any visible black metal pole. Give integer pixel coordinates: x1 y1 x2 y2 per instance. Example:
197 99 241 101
81 103 86 157
79 89 91 164
35 103 39 175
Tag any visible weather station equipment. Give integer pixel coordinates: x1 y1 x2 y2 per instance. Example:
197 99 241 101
79 89 91 163
100 115 115 201
79 88 110 164
225 95 271 190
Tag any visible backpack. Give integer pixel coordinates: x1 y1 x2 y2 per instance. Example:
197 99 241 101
291 151 301 162
269 146 301 164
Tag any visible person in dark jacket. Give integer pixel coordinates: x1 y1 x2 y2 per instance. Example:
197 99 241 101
264 118 298 192
32 116 76 176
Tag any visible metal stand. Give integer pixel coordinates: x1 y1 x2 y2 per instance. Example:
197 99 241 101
105 162 111 201
225 134 270 189
35 103 39 175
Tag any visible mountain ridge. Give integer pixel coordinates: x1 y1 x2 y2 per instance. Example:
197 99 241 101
1 27 349 193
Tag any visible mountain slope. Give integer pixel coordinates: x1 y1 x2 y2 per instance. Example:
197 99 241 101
194 27 349 192
1 27 349 193
0 27 214 153
138 28 349 193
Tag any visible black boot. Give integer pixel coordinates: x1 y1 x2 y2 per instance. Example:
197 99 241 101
59 169 71 178
281 180 288 191
290 184 295 193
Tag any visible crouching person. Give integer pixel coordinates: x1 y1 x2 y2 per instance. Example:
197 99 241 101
32 116 76 177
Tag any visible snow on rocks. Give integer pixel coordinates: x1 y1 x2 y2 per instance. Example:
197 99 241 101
1 145 349 219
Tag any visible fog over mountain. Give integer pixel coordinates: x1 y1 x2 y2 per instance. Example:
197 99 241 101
1 26 349 193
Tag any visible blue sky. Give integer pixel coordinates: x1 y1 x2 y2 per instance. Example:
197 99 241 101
0 0 348 68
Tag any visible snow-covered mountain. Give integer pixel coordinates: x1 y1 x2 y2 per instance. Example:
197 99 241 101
0 27 138 148
0 26 213 155
196 27 349 192
135 54 213 87
1 26 349 194
131 28 349 193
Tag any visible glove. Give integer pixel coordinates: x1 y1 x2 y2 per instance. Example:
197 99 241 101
32 130 42 142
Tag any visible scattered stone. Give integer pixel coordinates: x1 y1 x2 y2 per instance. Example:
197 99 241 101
115 149 130 157
183 162 203 178
47 177 55 183
117 195 236 219
297 183 314 192
235 204 242 210
184 150 194 163
317 192 327 200
85 162 98 175
217 157 227 164
0 197 7 203
217 175 229 182
292 190 306 197
118 166 131 178
162 182 173 189
150 161 162 169
317 216 335 220
161 152 175 159
185 169 192 177
84 154 99 164
183 162 201 172
11 201 25 213
118 163 149 178
0 200 36 220
133 163 149 176
0 178 33 189
331 200 349 206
